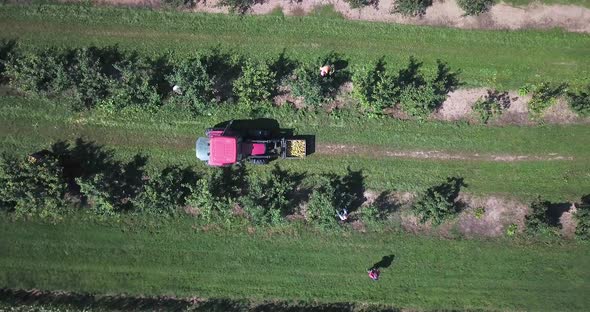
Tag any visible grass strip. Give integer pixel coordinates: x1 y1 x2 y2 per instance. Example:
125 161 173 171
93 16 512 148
1 218 589 311
0 4 589 89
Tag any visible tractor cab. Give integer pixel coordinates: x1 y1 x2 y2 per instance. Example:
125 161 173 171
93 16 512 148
196 134 269 167
196 136 243 167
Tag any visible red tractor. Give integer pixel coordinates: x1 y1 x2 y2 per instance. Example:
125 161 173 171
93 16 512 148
195 120 308 166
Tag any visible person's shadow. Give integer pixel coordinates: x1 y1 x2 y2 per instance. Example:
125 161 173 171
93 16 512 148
370 254 395 270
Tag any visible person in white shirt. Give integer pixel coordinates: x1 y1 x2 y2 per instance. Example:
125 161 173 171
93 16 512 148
336 208 348 221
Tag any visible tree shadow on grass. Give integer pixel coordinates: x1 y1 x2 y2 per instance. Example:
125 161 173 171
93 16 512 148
0 288 403 311
394 56 461 110
45 138 148 210
546 202 572 228
432 59 461 95
432 176 467 209
327 167 366 213
0 39 17 83
150 54 174 97
214 118 284 137
319 51 350 90
396 56 425 89
270 49 298 87
372 191 401 219
371 254 395 270
201 47 244 102
272 165 307 215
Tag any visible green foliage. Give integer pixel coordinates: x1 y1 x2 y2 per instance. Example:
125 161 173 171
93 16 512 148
68 48 113 110
472 90 511 123
524 198 550 234
3 44 461 118
0 39 17 82
399 84 440 119
76 174 116 217
217 0 262 14
397 57 457 119
412 190 454 225
518 83 533 97
184 165 247 224
352 59 399 111
361 204 380 224
344 0 378 9
289 64 329 107
473 207 485 219
353 57 458 117
241 166 299 226
574 196 590 240
5 46 163 111
78 155 148 214
233 60 276 107
288 53 349 108
306 169 364 229
307 177 340 229
106 58 161 110
524 198 559 236
457 0 495 16
506 223 518 236
308 5 345 19
431 60 461 96
566 84 590 117
391 0 432 17
4 48 70 96
166 55 215 114
132 166 197 216
185 177 233 224
412 177 465 225
2 3 589 91
160 0 196 8
268 6 285 17
0 153 67 218
528 82 568 118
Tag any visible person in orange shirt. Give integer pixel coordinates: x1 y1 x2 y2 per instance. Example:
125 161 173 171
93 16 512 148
320 65 333 77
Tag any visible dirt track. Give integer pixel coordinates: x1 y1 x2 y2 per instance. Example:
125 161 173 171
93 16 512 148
317 143 575 161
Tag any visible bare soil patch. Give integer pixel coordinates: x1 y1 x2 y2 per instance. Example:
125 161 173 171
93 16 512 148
495 91 533 125
428 88 587 125
560 203 577 238
456 193 528 238
396 191 581 238
543 98 580 124
432 88 487 122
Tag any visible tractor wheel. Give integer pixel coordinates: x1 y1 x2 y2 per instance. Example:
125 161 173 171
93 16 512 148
250 158 269 165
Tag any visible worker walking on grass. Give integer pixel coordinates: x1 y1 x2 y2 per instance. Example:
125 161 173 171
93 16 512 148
367 268 380 281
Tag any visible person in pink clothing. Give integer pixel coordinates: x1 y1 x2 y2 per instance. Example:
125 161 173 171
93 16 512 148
367 268 380 281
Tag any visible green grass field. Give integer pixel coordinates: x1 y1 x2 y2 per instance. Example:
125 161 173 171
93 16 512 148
1 4 590 310
1 96 589 201
1 4 590 90
1 217 589 311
